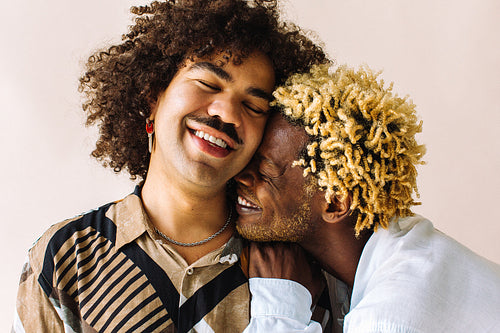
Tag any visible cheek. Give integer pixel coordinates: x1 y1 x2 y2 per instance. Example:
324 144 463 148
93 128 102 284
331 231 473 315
157 86 205 119
272 184 303 217
259 191 279 218
243 117 267 149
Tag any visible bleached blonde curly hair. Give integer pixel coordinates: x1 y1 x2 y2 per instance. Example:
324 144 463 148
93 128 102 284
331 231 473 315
273 64 426 235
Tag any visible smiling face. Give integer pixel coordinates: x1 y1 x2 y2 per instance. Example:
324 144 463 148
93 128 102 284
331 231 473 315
148 51 275 191
235 113 322 242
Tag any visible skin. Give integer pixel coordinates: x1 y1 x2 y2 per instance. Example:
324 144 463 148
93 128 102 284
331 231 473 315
235 115 319 242
235 112 372 293
142 51 275 264
247 242 325 305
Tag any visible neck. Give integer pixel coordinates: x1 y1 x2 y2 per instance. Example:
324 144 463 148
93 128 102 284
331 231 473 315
141 166 234 264
300 215 372 288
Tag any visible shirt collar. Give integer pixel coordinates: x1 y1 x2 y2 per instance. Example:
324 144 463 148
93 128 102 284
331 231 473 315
111 186 245 261
111 186 149 250
219 234 245 264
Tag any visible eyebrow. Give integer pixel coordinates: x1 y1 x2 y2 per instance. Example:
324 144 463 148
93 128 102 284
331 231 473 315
189 62 233 82
189 61 273 102
255 153 285 176
247 87 273 102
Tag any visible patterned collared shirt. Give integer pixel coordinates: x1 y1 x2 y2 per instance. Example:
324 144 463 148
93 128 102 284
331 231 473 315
13 187 250 333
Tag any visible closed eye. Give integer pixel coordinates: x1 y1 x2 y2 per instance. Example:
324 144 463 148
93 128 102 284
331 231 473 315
244 102 270 116
258 161 284 180
258 170 273 183
198 80 220 91
243 102 264 115
258 171 282 191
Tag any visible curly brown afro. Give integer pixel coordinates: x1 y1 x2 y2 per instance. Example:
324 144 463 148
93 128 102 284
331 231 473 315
79 0 328 180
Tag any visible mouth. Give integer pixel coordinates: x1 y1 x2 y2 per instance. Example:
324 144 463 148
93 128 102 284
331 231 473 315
193 129 229 149
186 118 239 149
186 122 240 159
236 192 262 214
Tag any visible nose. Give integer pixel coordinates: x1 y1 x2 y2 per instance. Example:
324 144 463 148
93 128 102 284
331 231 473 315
207 97 242 127
234 161 257 188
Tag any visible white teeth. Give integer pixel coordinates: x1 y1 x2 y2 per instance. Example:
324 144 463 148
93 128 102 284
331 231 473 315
194 130 228 149
238 195 259 209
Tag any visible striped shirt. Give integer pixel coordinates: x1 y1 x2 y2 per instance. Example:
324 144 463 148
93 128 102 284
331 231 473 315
13 187 250 332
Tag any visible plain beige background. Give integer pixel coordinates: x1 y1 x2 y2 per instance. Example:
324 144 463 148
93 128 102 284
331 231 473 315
1 0 499 329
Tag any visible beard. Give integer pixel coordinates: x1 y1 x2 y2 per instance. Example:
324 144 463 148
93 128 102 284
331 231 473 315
236 197 315 242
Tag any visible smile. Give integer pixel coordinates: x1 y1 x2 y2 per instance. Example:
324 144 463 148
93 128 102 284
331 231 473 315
237 195 260 209
194 130 228 149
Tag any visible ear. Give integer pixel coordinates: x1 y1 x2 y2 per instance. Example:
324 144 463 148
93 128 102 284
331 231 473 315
148 90 164 120
148 99 158 120
321 193 352 224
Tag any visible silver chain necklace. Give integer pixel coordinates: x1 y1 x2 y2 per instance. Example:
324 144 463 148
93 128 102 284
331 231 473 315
154 210 232 247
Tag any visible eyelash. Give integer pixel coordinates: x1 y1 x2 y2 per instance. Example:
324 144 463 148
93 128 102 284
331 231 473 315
198 80 265 115
243 102 264 115
198 80 220 91
259 172 272 183
259 168 280 181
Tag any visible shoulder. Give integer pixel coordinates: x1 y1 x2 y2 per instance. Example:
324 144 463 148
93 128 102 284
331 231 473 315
27 196 126 275
349 215 500 331
344 315 422 333
369 215 500 279
363 214 485 270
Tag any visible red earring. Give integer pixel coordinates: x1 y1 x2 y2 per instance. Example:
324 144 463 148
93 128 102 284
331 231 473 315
146 119 154 153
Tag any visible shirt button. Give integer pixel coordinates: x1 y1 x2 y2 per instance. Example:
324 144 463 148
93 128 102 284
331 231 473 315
186 267 194 275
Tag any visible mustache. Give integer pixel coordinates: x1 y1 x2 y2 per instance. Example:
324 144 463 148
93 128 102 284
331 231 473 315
189 116 242 145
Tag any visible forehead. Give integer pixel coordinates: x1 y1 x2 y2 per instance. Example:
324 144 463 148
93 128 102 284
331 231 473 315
259 113 309 167
183 51 275 82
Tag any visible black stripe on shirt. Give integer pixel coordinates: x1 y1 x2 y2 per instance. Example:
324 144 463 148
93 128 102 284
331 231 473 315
54 230 98 272
100 278 149 332
84 263 137 322
60 240 112 289
39 202 116 297
112 293 159 333
124 304 165 333
37 196 246 332
72 251 122 297
78 255 128 308
177 263 247 333
120 242 179 328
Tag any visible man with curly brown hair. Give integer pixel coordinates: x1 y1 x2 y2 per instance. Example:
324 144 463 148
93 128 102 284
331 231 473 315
13 1 327 332
235 64 500 332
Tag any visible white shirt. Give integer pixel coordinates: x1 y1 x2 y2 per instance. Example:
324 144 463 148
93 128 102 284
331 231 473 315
345 215 500 332
245 215 500 332
243 278 322 332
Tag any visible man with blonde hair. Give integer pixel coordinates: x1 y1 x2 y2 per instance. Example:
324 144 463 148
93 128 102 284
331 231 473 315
236 64 500 332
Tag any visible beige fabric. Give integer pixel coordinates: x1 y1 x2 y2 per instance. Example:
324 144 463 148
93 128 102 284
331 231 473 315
14 189 250 332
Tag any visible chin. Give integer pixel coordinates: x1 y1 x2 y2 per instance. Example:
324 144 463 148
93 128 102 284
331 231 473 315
236 223 273 242
235 223 304 242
